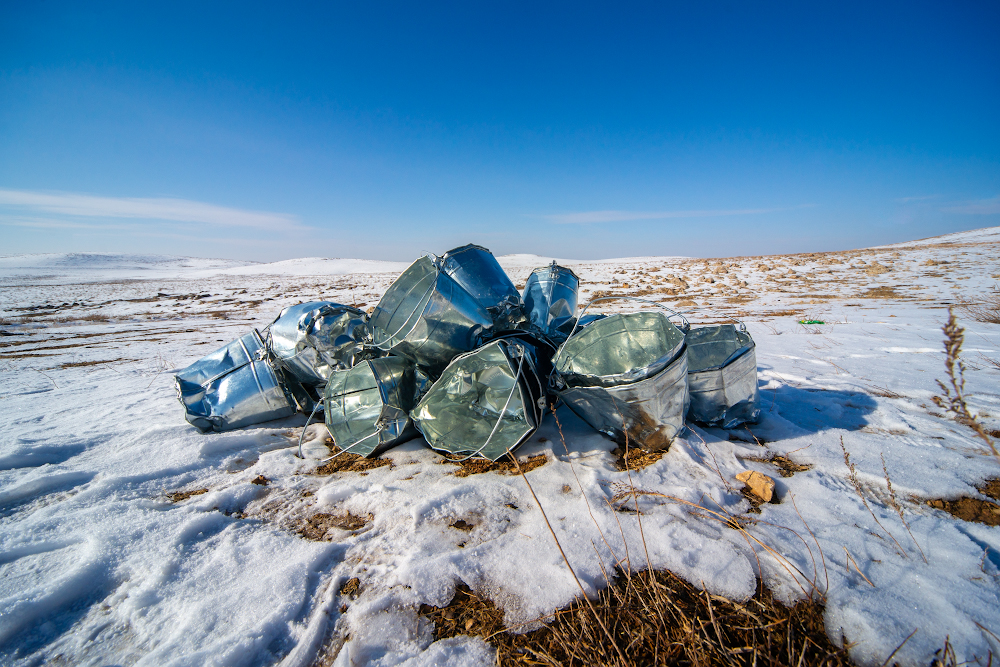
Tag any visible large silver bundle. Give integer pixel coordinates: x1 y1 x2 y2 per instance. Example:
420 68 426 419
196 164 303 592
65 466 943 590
266 301 367 387
438 244 525 330
367 256 494 376
411 338 544 461
323 356 430 458
552 311 688 451
686 323 760 427
522 262 579 341
175 331 296 432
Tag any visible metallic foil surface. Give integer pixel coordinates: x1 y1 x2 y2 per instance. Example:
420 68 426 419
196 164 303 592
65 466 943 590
324 356 430 458
175 330 296 432
266 301 368 387
522 262 580 341
411 338 543 461
366 255 494 376
685 323 760 428
552 311 689 450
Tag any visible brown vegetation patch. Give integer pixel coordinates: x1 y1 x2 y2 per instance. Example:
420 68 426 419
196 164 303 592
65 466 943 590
858 286 900 299
59 358 125 369
167 488 209 502
298 512 372 540
960 287 1000 324
340 577 360 598
446 453 548 477
741 453 812 478
420 571 847 667
315 449 393 475
612 446 664 471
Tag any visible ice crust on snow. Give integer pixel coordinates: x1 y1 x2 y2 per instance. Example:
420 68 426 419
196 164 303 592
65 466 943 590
1 231 1000 666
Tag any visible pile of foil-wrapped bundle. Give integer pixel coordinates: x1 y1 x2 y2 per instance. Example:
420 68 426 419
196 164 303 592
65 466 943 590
174 244 760 462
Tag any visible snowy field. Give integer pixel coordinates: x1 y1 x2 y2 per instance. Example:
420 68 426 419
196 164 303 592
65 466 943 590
2 228 1000 666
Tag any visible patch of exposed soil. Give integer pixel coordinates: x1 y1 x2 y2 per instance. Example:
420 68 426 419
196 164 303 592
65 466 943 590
445 453 548 477
612 446 664 471
315 449 393 475
927 497 1000 527
166 488 208 502
419 571 847 667
298 512 372 541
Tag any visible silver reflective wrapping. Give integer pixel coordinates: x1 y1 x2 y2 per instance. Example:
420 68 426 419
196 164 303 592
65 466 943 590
266 301 367 387
557 351 688 451
522 263 579 340
411 339 543 461
552 311 686 387
324 356 430 457
174 331 296 432
367 256 494 376
552 311 689 450
685 324 760 427
438 244 526 330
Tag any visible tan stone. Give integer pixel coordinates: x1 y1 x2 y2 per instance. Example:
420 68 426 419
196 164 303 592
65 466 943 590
736 470 775 503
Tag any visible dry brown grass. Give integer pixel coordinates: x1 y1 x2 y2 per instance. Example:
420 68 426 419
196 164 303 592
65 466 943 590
961 286 1000 324
420 570 849 667
298 512 372 540
612 446 664 471
315 446 394 474
932 309 1000 465
443 453 548 477
741 453 812 478
166 488 209 502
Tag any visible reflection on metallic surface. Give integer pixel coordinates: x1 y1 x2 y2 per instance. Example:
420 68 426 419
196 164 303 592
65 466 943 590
438 244 525 330
174 331 296 432
686 324 760 427
367 255 494 376
266 301 368 387
552 311 689 450
411 339 544 461
522 262 579 341
324 356 430 458
553 311 686 388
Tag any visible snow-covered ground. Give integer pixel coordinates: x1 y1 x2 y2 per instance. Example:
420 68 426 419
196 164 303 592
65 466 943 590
2 229 999 666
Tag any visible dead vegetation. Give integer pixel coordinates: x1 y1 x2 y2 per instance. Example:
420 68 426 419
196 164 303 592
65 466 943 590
298 512 372 540
741 453 812 477
611 446 664 471
443 453 549 477
961 286 1000 324
315 446 393 475
166 488 209 502
932 309 1000 465
420 571 848 667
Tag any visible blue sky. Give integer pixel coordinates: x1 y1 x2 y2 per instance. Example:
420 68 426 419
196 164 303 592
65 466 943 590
1 1 998 262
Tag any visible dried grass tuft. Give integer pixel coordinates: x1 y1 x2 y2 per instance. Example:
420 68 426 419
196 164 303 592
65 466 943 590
932 309 1000 465
315 446 393 474
961 286 1000 324
421 570 849 667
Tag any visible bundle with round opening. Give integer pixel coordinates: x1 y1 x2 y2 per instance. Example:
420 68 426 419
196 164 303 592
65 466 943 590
552 311 689 451
685 323 760 427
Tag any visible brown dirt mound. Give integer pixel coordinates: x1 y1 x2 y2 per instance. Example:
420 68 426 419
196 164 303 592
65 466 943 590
444 453 548 477
420 570 848 667
298 512 372 541
859 286 900 299
927 479 1000 527
315 449 393 475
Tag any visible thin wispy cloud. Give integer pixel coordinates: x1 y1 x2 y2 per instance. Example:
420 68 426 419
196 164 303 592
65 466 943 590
0 188 304 230
895 194 939 203
941 196 1000 215
538 205 806 225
